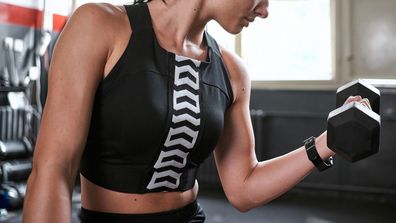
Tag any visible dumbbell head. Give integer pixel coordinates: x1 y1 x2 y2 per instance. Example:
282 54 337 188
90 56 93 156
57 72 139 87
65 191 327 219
327 102 380 162
336 79 380 114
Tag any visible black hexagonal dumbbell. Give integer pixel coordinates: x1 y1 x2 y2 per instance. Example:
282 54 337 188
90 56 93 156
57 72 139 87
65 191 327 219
327 79 381 162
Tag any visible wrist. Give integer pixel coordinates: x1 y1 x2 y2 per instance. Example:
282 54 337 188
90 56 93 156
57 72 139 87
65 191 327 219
304 135 334 172
315 131 335 159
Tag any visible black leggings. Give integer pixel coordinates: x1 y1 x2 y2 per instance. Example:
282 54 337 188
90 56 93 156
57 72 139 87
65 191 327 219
80 200 206 223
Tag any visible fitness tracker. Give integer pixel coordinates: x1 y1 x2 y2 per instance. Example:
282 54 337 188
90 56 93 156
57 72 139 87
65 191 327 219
304 136 333 172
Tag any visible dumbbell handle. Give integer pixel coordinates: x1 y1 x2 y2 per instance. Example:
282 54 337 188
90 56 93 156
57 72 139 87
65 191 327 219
0 159 32 182
0 138 33 160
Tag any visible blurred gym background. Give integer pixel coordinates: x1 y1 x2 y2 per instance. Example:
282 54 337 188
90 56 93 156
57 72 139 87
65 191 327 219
0 0 395 222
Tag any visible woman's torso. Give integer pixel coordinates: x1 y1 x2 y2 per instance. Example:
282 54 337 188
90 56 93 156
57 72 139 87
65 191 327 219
80 2 233 213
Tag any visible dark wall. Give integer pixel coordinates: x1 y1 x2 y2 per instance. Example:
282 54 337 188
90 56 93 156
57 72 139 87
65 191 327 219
250 89 335 114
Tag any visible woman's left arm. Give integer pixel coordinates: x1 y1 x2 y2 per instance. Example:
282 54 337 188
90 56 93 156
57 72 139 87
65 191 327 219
214 47 334 212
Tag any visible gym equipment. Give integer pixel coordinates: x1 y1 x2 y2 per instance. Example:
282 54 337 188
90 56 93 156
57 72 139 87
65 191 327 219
336 79 380 114
0 67 10 87
327 79 381 162
3 37 20 87
0 182 26 210
0 159 32 182
0 138 33 160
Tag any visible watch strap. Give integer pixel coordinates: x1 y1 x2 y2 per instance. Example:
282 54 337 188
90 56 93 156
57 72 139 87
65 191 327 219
304 136 333 172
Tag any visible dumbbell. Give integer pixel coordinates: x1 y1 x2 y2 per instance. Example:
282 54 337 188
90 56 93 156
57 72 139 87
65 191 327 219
0 137 33 160
0 159 32 183
327 79 381 162
0 182 26 210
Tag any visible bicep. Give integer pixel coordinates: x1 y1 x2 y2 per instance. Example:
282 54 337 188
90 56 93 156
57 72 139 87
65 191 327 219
214 47 257 189
32 4 110 176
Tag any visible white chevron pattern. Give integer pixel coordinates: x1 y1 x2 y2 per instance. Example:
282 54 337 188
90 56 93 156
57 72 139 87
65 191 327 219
153 150 188 169
147 55 201 191
172 114 200 126
174 66 199 90
173 90 200 113
146 170 182 190
164 126 199 149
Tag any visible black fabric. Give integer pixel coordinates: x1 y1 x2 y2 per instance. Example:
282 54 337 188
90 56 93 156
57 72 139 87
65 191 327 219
80 200 206 223
80 3 233 193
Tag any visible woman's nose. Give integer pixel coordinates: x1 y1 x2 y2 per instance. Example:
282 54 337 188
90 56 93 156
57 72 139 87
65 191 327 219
255 1 269 18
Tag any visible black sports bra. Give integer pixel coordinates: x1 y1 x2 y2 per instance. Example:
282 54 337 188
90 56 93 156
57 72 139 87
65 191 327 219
80 3 234 193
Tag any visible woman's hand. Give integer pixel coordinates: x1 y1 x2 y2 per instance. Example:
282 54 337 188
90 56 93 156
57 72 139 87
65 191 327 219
343 95 372 110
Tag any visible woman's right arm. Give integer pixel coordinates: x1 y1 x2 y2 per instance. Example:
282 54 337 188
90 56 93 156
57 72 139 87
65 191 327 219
22 4 114 222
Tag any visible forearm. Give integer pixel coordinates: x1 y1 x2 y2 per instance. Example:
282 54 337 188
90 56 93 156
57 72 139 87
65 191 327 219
22 169 75 223
242 132 334 210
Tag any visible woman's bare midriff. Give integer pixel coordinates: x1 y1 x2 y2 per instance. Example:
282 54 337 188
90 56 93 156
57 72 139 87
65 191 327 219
80 175 199 214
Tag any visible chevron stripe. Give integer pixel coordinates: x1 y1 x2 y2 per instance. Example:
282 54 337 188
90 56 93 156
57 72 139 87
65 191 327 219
172 114 200 126
146 170 182 190
164 126 198 149
179 71 197 83
147 55 201 191
175 66 199 90
173 90 200 113
176 96 198 106
154 150 188 169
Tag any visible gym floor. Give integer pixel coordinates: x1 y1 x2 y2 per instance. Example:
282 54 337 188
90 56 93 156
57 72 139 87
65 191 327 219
2 190 396 223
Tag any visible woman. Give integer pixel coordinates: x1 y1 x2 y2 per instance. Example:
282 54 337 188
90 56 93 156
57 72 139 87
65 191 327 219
22 0 366 222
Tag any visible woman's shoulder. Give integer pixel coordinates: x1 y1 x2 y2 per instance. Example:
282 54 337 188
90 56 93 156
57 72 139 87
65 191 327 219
69 3 129 36
61 3 132 57
73 3 126 21
218 45 250 103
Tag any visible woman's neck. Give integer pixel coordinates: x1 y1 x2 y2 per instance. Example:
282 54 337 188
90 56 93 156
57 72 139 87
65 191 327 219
147 0 210 57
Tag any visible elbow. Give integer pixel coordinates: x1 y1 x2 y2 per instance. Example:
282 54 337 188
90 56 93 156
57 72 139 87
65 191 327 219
28 158 76 191
227 194 255 213
225 186 274 213
232 202 254 213
25 161 39 188
226 190 264 213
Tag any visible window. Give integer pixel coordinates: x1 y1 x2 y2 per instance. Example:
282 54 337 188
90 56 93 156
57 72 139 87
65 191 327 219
207 0 334 82
243 0 333 81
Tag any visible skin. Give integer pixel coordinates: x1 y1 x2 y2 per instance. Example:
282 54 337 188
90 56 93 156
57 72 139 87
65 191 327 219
22 0 369 222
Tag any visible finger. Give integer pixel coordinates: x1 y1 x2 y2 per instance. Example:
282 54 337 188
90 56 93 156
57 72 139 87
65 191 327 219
344 95 362 105
359 98 372 110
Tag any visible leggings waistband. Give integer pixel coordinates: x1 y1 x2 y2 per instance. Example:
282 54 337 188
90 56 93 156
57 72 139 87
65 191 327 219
80 200 205 223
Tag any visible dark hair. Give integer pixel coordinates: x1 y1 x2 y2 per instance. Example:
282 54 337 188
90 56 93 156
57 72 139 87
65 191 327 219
134 0 152 3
